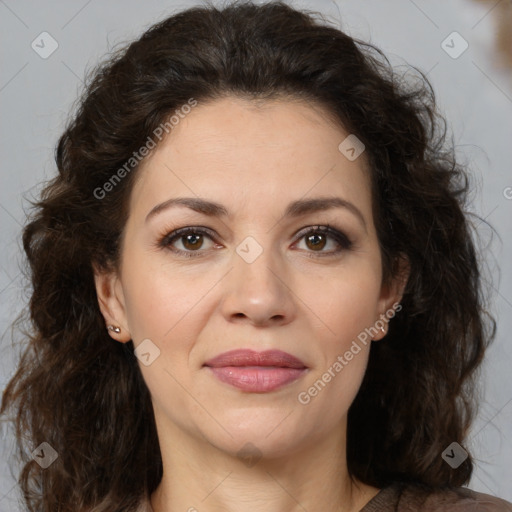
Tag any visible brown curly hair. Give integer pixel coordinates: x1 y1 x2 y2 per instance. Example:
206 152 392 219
1 1 496 511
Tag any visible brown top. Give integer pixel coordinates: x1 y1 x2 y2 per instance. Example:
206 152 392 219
139 482 512 511
360 482 512 512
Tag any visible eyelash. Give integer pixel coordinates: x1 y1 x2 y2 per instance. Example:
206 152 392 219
156 225 353 259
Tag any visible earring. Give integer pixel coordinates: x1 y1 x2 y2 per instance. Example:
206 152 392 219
108 325 121 333
372 325 386 342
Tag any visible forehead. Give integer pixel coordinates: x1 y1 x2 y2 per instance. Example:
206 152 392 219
129 96 373 222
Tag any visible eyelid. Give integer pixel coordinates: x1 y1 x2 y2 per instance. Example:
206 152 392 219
157 224 353 258
161 225 217 242
292 224 351 244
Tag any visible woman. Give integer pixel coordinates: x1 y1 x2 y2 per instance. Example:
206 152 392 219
2 1 511 511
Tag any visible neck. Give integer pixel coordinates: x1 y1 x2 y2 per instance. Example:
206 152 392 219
149 414 377 512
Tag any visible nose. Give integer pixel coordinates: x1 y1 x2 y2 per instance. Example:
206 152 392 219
220 238 296 327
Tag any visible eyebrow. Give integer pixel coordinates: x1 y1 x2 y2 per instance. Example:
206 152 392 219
145 196 367 231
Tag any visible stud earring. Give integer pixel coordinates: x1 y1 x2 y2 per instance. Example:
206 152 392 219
108 325 121 334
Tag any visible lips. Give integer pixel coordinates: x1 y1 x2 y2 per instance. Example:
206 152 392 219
203 349 307 369
203 349 308 393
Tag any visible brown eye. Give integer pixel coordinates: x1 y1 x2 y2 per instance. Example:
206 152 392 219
305 233 327 251
159 227 217 257
159 225 353 259
294 225 353 258
181 233 204 251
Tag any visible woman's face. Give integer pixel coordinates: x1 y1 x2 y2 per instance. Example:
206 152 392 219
96 96 403 460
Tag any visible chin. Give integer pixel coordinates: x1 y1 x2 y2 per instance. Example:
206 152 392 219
196 417 314 462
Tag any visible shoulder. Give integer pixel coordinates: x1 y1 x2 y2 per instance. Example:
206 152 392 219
395 483 512 512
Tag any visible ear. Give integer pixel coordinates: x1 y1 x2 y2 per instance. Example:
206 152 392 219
373 254 409 341
93 263 132 343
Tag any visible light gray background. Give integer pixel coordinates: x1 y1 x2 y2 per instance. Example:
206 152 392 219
1 0 511 509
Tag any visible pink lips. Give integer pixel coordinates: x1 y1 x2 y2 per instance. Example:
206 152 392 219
203 349 308 393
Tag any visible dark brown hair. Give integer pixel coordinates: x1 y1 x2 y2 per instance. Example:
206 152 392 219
1 1 495 511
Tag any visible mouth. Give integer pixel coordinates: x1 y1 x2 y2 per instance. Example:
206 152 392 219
203 349 308 393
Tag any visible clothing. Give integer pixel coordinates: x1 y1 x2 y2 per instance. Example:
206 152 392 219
361 482 512 511
140 482 512 511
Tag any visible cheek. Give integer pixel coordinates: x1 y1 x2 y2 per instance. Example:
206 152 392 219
121 250 212 341
122 248 382 352
296 265 382 345
294 276 378 425
120 257 211 410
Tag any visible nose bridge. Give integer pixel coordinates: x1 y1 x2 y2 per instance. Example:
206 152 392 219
233 232 282 296
221 231 295 325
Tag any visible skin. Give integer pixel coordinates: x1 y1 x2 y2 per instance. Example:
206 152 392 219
94 96 408 512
